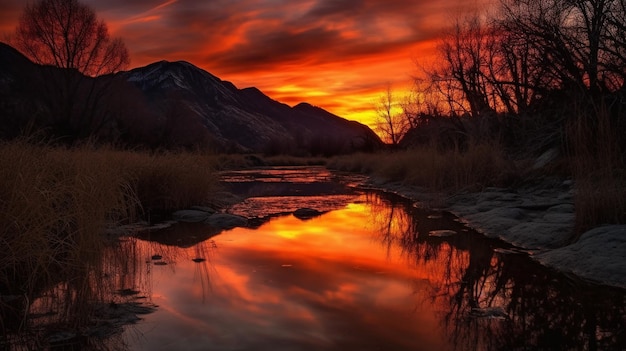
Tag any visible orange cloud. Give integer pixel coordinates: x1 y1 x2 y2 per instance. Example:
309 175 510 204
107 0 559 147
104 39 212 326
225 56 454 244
0 0 495 131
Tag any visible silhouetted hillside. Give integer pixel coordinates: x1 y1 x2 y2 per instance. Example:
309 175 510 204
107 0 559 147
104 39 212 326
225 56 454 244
0 42 382 153
122 60 382 153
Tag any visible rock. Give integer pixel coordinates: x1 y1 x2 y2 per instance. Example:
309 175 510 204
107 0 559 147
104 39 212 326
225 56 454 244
293 208 323 220
534 225 626 289
172 209 212 223
507 222 573 249
189 206 217 214
546 203 574 213
445 179 577 250
428 230 457 237
492 207 527 220
462 210 522 237
478 188 508 199
533 148 559 169
476 201 510 212
205 213 248 230
493 247 530 255
542 212 575 223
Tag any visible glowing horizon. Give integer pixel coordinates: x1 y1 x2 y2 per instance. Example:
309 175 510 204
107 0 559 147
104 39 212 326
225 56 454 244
0 0 495 130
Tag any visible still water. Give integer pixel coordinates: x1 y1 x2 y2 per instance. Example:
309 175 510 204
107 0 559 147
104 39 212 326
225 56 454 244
121 167 625 351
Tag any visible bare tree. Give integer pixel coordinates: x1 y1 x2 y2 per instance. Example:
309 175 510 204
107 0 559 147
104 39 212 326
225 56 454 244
500 0 626 98
408 76 446 117
13 0 129 140
488 25 546 114
424 1 626 118
422 15 517 119
405 0 626 156
375 85 411 147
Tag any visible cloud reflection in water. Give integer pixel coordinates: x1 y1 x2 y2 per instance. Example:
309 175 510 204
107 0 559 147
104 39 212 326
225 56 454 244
123 191 626 351
125 196 451 350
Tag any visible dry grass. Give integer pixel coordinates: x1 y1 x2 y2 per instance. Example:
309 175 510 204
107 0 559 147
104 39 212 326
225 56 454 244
329 141 522 192
130 150 220 213
0 140 220 340
262 154 327 166
206 153 328 169
567 107 626 236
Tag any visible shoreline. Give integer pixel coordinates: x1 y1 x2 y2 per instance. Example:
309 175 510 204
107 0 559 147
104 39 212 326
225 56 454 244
361 176 626 290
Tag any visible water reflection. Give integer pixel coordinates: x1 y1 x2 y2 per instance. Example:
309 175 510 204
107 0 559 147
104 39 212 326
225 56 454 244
220 166 335 183
123 199 452 350
1 236 156 350
219 166 365 199
367 192 626 351
121 190 625 350
119 190 626 350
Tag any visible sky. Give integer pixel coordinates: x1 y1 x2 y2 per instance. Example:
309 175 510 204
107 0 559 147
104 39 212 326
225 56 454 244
0 0 493 129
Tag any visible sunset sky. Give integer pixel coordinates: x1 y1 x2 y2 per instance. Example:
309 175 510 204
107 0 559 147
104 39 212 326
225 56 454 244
0 0 493 128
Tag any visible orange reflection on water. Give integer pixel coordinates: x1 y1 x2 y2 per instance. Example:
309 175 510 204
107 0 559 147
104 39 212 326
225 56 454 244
124 194 465 350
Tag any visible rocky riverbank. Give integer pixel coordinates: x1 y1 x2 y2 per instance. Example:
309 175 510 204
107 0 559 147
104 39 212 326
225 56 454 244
363 176 626 290
115 167 626 290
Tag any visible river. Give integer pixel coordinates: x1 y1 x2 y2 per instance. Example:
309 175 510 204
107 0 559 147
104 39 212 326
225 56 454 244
118 167 625 350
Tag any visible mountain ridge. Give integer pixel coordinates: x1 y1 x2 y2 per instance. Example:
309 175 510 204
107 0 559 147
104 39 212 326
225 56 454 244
120 58 381 153
0 42 382 153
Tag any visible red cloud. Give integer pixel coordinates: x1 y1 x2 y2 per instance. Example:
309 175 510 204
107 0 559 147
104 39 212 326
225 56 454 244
0 0 493 129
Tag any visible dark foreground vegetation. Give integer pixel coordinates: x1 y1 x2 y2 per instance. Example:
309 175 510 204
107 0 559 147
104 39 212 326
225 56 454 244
0 139 221 348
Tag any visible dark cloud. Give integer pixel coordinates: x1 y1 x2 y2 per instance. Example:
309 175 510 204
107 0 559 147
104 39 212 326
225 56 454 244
2 0 472 73
193 0 446 75
209 26 344 72
0 1 22 35
0 0 493 125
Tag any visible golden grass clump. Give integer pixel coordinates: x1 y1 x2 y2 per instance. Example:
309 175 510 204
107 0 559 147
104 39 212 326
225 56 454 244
131 151 220 212
0 142 129 297
329 142 518 192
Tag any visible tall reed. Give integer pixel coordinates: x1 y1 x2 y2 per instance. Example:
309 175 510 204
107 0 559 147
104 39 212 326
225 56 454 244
0 140 220 344
567 105 626 237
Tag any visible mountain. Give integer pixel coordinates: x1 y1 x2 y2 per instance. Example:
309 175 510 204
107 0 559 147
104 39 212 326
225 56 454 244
0 42 53 138
0 42 30 76
121 60 382 153
0 43 382 153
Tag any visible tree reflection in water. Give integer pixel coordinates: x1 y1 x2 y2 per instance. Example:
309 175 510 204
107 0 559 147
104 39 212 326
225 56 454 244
0 231 187 350
367 191 626 351
12 190 622 350
126 222 220 303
